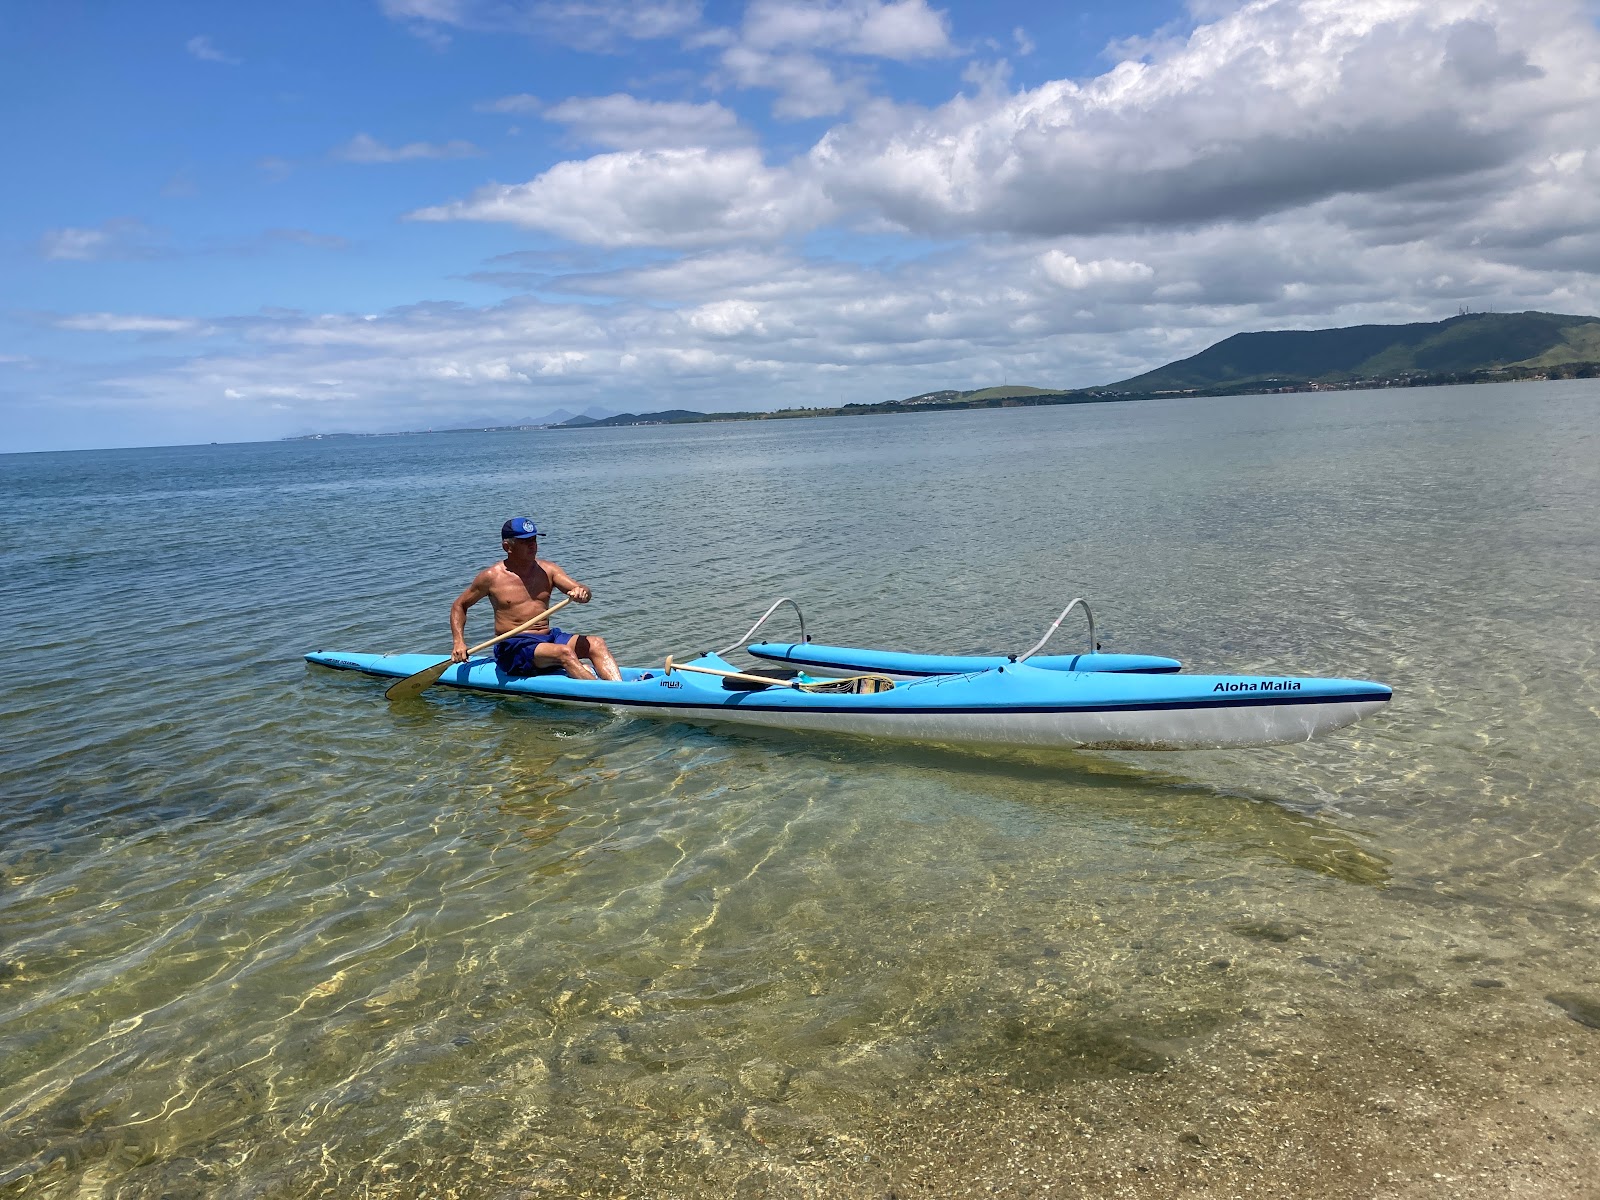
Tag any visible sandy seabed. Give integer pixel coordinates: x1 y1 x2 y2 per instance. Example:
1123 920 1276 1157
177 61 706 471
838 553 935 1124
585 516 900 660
526 974 1600 1200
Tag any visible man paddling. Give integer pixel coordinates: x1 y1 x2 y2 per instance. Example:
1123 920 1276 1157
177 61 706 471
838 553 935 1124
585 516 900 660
450 517 621 680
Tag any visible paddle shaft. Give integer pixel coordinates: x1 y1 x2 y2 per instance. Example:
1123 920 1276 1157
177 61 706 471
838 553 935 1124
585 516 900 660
464 595 573 657
663 656 894 694
664 657 802 689
384 596 574 701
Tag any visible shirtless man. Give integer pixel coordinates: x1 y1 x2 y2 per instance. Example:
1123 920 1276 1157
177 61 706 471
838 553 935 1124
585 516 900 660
450 517 621 680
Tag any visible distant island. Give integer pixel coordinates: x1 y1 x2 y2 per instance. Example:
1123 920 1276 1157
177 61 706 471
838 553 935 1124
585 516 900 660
286 311 1600 439
548 310 1600 429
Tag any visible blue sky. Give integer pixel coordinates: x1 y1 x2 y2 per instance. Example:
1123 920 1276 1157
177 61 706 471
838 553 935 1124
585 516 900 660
4 0 1599 451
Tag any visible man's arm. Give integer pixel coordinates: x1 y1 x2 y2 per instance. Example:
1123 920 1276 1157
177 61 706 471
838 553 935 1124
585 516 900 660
543 560 592 603
449 571 492 661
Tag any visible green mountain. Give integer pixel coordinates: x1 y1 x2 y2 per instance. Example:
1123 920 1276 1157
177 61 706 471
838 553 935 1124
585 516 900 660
547 310 1600 438
952 385 1063 402
1108 311 1600 393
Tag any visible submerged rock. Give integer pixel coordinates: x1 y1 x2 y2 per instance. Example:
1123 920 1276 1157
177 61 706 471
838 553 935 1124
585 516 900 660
1546 992 1600 1029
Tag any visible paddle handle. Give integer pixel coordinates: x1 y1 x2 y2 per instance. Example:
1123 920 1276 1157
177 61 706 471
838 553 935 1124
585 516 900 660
464 596 574 657
663 656 799 689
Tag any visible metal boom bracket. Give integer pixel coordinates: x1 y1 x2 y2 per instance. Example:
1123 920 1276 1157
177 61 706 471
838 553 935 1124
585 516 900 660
717 597 809 657
1017 597 1096 662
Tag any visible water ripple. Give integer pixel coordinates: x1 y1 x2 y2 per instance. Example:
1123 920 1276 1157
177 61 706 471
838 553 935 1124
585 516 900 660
2 384 1598 1196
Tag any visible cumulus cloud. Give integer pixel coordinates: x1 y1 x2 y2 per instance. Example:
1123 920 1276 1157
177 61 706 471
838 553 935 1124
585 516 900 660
424 0 1600 254
57 208 1600 440
333 133 482 163
808 0 1598 238
1037 251 1154 290
540 94 747 148
30 0 1600 445
410 147 827 247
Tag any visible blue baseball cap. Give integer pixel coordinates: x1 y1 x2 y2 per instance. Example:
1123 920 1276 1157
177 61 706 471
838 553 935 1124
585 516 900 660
501 517 539 539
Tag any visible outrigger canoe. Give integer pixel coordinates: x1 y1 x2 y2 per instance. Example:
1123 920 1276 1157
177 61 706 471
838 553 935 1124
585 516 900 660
304 650 1391 751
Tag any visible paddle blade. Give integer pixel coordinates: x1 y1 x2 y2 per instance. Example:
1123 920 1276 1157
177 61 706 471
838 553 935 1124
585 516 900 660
384 659 453 702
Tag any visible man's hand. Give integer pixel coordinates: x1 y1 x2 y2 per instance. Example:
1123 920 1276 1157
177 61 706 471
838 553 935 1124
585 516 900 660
568 584 592 603
451 640 469 663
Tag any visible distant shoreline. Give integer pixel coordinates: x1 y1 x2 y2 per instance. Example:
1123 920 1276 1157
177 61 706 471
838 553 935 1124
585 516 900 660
282 364 1600 440
287 309 1600 439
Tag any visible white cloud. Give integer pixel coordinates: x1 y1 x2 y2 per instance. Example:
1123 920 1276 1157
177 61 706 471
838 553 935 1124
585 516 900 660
714 0 953 117
807 0 1598 238
477 93 543 114
686 298 769 336
381 0 703 49
332 133 482 163
433 0 1600 251
55 313 213 335
390 1 949 120
547 247 863 300
34 222 347 265
1038 251 1154 290
739 0 951 60
40 227 111 261
540 94 747 148
185 35 239 64
411 147 827 247
60 208 1600 438
25 0 1600 446
718 46 866 118
38 219 165 262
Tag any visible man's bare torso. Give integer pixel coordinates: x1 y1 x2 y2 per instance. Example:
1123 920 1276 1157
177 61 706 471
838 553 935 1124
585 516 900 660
478 559 558 634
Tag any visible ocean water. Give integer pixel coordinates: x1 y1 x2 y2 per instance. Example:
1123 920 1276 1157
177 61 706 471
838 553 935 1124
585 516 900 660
1 382 1598 1197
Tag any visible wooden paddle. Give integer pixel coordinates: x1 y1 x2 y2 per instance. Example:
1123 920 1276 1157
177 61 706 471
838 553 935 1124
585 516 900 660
663 656 895 695
385 597 574 701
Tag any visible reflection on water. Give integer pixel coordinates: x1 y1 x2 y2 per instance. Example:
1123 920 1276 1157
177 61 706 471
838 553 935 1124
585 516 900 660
1 381 1598 1196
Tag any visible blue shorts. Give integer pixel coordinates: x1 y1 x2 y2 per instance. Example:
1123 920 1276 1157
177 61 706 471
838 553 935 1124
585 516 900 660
494 628 575 676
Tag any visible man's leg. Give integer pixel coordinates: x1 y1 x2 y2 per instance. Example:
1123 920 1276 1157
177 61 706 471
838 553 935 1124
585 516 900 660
531 639 596 680
572 634 622 682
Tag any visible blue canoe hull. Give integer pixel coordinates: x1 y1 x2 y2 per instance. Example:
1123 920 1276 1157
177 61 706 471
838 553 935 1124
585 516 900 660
747 642 1182 679
305 651 1391 751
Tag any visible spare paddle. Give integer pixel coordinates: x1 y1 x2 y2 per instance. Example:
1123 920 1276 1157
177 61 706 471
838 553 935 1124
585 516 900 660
663 656 895 695
385 597 574 702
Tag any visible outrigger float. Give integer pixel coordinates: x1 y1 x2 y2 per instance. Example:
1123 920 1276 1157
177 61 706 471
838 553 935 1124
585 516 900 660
306 598 1391 752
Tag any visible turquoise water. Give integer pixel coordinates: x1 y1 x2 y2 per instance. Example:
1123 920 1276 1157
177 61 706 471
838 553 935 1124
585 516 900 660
1 382 1598 1196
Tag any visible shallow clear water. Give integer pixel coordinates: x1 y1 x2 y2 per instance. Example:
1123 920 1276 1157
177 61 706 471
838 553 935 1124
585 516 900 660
1 382 1597 1196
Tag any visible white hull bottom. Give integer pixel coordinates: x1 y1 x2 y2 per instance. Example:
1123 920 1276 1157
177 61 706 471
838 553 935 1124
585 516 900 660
540 696 1389 751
